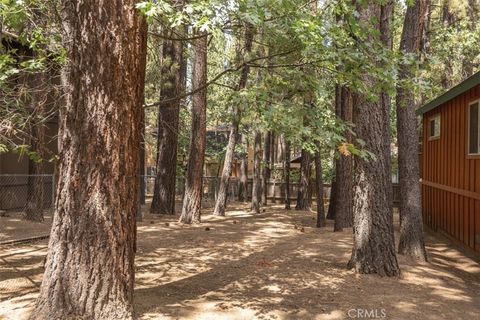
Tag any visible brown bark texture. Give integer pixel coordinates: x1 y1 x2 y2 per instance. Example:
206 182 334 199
348 1 400 277
261 131 271 205
334 87 354 231
31 2 147 319
25 70 49 222
327 85 342 220
179 32 208 224
284 138 291 209
238 133 249 202
396 0 428 261
315 147 326 227
151 5 186 215
213 24 253 216
295 149 311 210
251 130 262 213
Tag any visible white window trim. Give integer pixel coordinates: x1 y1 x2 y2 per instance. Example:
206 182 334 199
467 99 480 156
428 114 441 141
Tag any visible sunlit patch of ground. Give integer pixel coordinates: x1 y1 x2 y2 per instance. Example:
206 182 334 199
0 202 479 319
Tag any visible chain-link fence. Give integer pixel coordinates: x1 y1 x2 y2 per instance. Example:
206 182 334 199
141 175 239 203
0 174 343 216
0 174 55 214
1 174 398 216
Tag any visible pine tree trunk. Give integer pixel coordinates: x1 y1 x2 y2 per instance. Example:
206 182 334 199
327 85 342 220
31 2 147 318
295 149 311 210
284 139 291 209
348 1 400 277
213 115 239 216
179 32 207 224
441 3 455 89
261 131 271 205
251 130 262 213
327 179 336 219
25 70 48 222
238 133 249 202
315 147 326 227
151 19 185 215
334 87 354 231
214 25 253 216
397 0 428 262
137 45 148 222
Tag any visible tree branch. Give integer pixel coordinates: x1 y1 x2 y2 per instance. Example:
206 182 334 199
144 48 299 108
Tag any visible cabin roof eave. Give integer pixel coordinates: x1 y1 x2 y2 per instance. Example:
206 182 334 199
417 71 480 115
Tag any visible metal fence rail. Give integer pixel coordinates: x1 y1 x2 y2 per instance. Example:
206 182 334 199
0 174 400 213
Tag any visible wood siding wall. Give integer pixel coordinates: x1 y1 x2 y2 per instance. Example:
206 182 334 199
422 84 480 252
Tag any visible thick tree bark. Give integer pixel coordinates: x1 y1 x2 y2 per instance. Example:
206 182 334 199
25 70 48 222
315 146 326 227
284 139 291 209
31 2 147 319
179 32 207 224
151 14 185 215
334 87 354 231
396 0 428 261
348 1 400 277
295 149 311 210
261 131 271 205
238 133 249 202
251 130 262 213
214 25 253 216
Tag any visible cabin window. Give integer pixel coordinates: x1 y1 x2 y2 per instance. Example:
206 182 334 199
428 114 441 140
468 100 480 155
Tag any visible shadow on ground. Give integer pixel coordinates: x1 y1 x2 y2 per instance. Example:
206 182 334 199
0 202 479 319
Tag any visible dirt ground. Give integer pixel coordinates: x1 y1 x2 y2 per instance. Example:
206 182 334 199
1 202 479 320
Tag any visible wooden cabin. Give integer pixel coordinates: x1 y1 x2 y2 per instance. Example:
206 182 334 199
418 72 480 253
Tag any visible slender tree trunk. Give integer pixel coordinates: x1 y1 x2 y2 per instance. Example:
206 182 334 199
327 179 336 219
397 0 428 261
251 130 262 213
137 128 145 222
284 139 291 209
270 132 276 167
238 133 249 202
261 131 271 205
213 111 240 216
31 3 147 318
214 24 253 216
315 146 326 227
151 15 185 215
441 3 455 89
179 32 207 224
327 85 342 220
334 87 354 231
137 45 148 222
462 0 478 78
25 70 48 222
348 1 400 277
295 149 311 210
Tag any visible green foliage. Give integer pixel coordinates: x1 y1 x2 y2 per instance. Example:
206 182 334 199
0 0 62 153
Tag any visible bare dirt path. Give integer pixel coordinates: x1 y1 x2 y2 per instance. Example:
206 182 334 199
1 203 479 319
